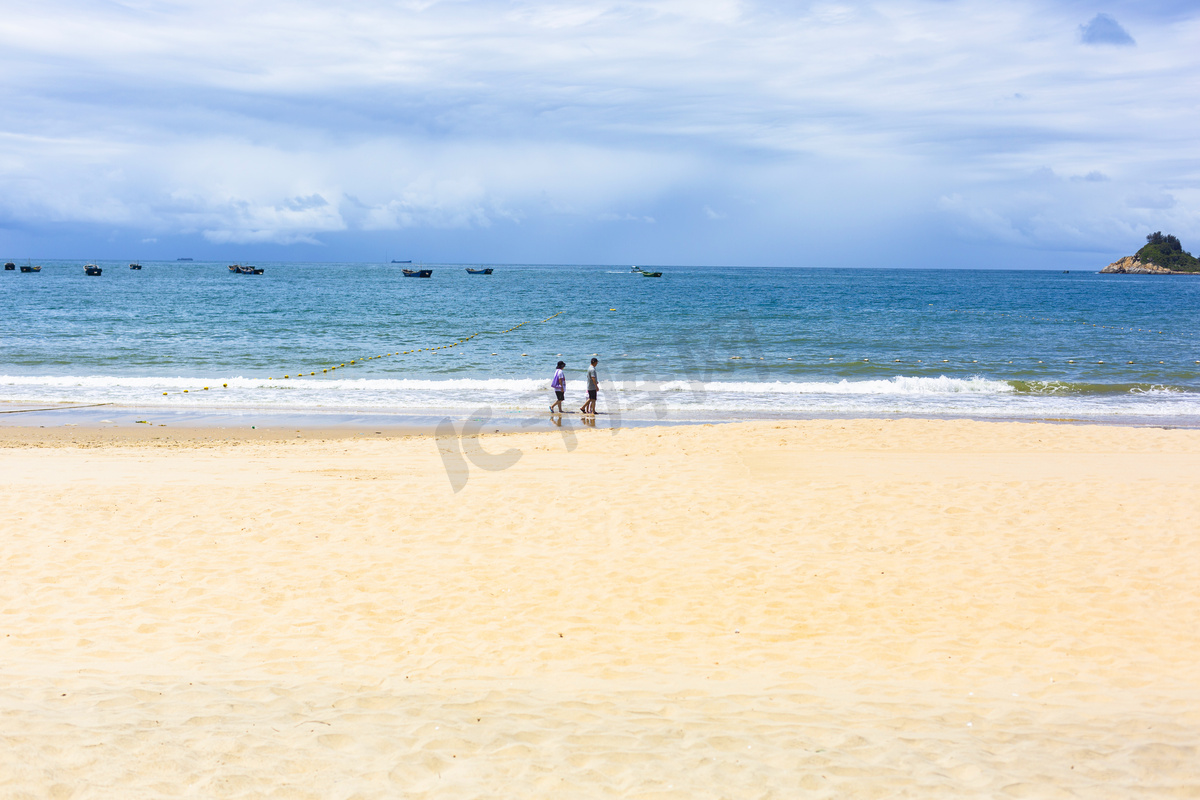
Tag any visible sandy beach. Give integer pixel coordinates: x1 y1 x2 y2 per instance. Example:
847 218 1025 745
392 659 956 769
2 418 1199 798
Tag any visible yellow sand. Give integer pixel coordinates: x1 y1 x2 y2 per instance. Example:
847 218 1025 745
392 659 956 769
2 419 1199 798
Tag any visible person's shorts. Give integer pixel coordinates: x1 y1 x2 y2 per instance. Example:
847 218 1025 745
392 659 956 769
588 389 598 400
555 391 564 401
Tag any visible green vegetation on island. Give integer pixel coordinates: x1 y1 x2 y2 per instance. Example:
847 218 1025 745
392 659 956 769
1136 232 1200 273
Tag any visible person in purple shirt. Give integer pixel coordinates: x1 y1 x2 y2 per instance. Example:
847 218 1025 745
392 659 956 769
549 360 566 413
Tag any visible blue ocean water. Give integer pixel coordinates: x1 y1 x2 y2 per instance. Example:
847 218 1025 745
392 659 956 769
3 260 1199 424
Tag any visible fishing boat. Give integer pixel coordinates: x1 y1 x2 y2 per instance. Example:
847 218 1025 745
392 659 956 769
228 264 264 274
4 262 14 271
21 265 41 273
630 266 643 273
84 264 102 276
465 267 493 275
130 263 142 270
402 268 433 278
640 270 663 277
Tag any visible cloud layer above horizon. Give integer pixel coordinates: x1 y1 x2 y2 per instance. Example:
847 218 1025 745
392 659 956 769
1 0 1198 267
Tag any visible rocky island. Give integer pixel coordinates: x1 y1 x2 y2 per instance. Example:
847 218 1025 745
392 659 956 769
1101 232 1200 274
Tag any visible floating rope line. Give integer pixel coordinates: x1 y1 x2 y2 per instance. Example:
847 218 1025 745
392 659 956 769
938 306 1173 335
0 402 114 415
160 312 565 396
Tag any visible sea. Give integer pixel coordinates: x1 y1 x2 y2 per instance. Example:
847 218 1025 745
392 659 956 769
3 260 1200 427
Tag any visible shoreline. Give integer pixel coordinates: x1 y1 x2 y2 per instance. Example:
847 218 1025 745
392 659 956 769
2 400 1199 436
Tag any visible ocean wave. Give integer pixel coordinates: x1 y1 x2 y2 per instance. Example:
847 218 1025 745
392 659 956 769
0 374 1015 395
2 373 1199 420
1010 380 1190 396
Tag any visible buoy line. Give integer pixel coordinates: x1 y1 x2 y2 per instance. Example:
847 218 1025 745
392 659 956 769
940 307 1173 335
0 402 115 415
159 311 566 397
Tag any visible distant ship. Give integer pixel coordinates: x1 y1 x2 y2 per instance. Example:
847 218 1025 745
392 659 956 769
177 257 193 261
391 259 412 263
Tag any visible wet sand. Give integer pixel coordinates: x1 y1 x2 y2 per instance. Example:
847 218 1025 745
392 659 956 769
2 418 1199 798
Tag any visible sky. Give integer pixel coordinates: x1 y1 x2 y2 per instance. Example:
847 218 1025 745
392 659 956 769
1 0 1198 268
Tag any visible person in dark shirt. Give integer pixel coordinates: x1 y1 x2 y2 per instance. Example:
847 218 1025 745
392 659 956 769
580 357 599 415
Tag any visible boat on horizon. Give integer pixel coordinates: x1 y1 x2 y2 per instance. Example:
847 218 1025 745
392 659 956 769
640 270 663 277
4 262 14 271
176 257 193 261
402 268 433 278
465 267 493 275
130 263 142 270
391 259 412 264
228 264 264 274
84 264 102 276
21 264 42 273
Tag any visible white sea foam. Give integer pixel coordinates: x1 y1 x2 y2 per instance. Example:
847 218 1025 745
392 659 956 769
1 373 1197 420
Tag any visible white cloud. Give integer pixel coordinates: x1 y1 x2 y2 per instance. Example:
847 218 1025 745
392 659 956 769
0 0 1197 263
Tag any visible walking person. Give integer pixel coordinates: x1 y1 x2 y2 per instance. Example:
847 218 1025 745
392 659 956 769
549 360 566 413
580 357 599 415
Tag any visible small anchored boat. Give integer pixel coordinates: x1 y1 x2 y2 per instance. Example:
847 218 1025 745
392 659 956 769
465 267 493 275
4 262 14 271
84 264 102 276
21 265 42 273
640 270 662 277
402 269 433 278
228 264 264 274
130 263 142 270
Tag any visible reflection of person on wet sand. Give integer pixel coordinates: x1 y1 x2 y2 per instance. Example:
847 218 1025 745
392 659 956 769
579 413 596 429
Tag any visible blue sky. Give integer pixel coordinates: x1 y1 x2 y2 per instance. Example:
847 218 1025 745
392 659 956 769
1 0 1197 268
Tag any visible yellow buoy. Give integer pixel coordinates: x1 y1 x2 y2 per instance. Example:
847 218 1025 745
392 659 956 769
163 392 168 395
223 383 227 387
